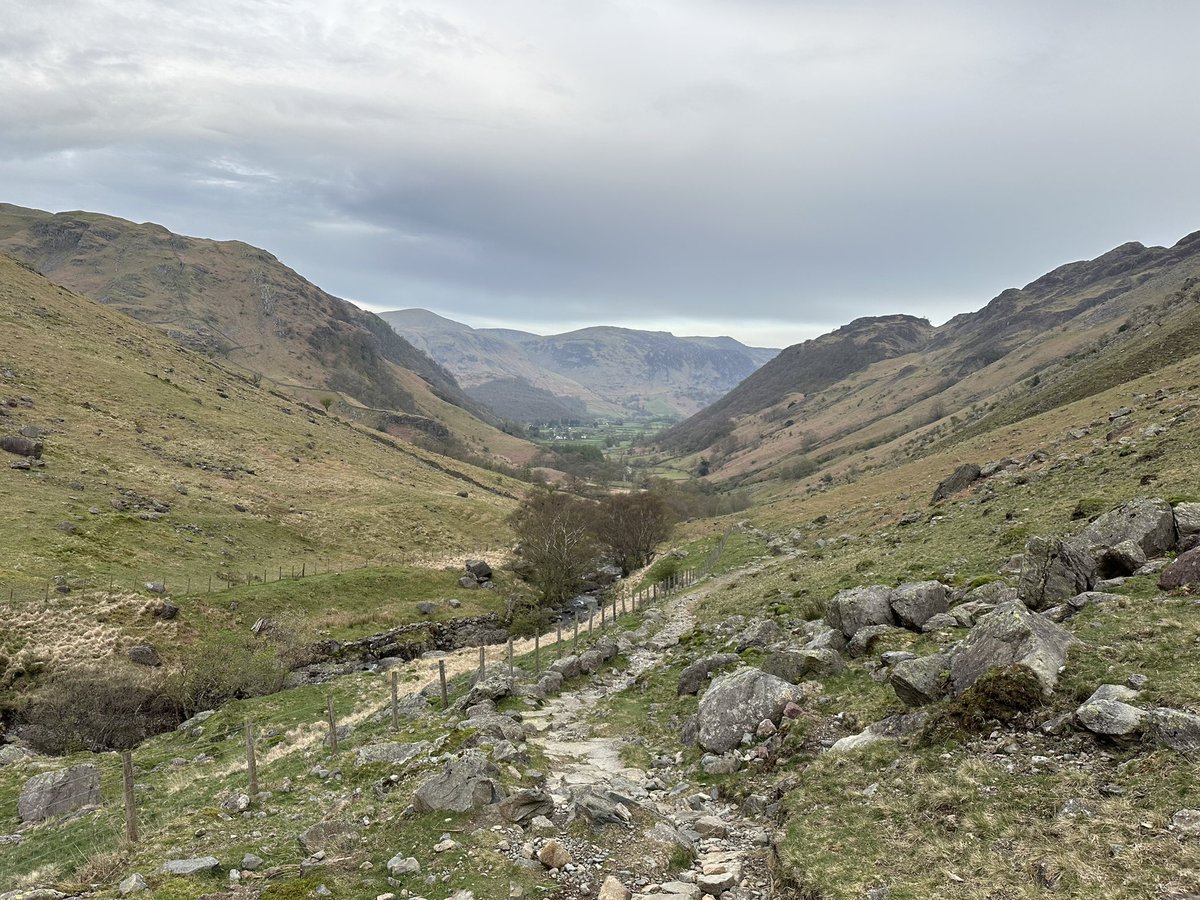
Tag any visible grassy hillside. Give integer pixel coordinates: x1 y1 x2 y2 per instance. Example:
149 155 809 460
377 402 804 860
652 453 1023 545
0 253 526 668
651 231 1200 489
0 204 536 466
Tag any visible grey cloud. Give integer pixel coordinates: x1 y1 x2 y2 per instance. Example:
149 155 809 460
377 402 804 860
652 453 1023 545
2 1 1200 342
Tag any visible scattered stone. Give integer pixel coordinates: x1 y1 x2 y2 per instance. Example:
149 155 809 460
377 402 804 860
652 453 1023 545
160 857 221 876
118 873 148 895
538 838 573 869
128 643 161 667
497 789 553 824
1159 546 1200 590
241 853 263 871
1147 707 1200 753
1074 699 1146 740
598 875 632 900
355 741 431 767
387 854 421 876
1171 809 1200 837
298 820 360 855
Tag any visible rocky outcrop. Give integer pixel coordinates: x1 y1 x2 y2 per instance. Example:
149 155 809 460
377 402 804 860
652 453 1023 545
17 764 100 823
677 654 741 695
1017 537 1096 610
931 463 981 504
412 751 505 812
761 649 844 682
890 652 951 706
948 602 1076 696
1070 498 1176 565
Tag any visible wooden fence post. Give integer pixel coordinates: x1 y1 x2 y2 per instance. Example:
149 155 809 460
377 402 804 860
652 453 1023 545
573 617 579 651
508 638 514 676
557 621 563 659
439 659 448 709
245 721 258 797
390 671 399 731
478 645 486 678
122 750 138 843
326 695 339 753
534 634 540 675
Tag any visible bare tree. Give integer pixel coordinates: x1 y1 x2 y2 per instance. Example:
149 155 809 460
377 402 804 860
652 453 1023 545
590 492 675 576
509 490 597 605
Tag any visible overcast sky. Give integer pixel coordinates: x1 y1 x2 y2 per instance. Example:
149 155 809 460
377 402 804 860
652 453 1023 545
3 1 1199 348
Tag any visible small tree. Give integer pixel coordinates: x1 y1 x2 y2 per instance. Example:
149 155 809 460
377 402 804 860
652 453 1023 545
589 491 675 575
509 490 597 605
319 396 334 412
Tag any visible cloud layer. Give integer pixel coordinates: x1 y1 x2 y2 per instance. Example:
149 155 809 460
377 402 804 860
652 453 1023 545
4 1 1199 346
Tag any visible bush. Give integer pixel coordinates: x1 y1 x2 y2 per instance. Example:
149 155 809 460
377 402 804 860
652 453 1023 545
18 663 181 753
169 633 290 716
645 556 680 585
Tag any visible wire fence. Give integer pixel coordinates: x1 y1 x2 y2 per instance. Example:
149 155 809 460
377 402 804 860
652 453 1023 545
1 560 711 884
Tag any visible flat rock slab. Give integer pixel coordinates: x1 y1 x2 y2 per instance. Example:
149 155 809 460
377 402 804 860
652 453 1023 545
159 856 220 876
18 764 100 824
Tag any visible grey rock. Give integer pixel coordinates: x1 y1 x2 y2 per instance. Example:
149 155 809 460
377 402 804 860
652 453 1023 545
931 463 981 503
677 654 742 695
355 741 431 767
498 789 553 824
825 585 895 638
1099 539 1147 578
460 714 525 743
241 853 264 871
1017 537 1096 610
734 618 783 651
1074 699 1145 739
298 820 360 854
1171 808 1200 837
387 854 421 876
17 764 100 823
890 653 951 706
1147 707 1200 753
465 559 493 580
700 753 741 775
159 856 220 876
1159 546 1200 590
1071 497 1176 561
550 655 582 679
1087 684 1140 703
948 601 1076 696
128 643 161 667
569 787 632 827
578 649 604 674
889 581 950 630
697 667 800 753
761 648 844 682
458 575 479 589
1174 502 1200 540
962 580 1018 606
413 751 505 812
847 624 897 658
415 601 439 616
119 873 148 895
803 622 848 653
921 612 959 632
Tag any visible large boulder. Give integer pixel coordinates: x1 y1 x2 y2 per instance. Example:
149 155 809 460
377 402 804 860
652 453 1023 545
1017 537 1096 610
761 649 844 683
696 667 800 753
465 559 493 580
889 581 949 630
1174 502 1200 541
931 463 981 504
413 751 504 812
890 652 951 706
734 618 784 651
677 654 741 695
1070 498 1176 563
825 585 895 638
948 601 1076 696
17 764 101 823
1147 707 1200 754
1159 546 1200 591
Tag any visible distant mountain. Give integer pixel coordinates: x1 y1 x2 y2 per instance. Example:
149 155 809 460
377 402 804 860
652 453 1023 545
656 231 1200 483
381 309 778 422
0 204 532 461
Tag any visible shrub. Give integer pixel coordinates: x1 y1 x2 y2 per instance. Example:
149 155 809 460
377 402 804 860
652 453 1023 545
169 633 290 716
18 663 181 753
